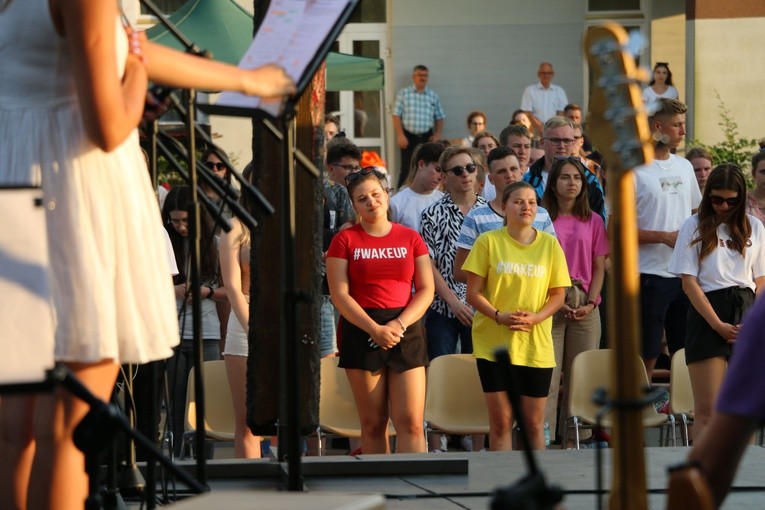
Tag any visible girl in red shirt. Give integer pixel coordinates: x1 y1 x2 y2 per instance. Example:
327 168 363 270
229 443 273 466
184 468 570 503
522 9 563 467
326 168 434 454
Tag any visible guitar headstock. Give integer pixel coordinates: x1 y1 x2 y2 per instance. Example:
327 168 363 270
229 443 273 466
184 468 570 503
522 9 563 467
585 23 653 174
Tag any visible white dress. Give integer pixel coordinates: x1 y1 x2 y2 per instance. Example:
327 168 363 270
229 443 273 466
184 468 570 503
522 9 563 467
0 0 179 363
642 85 679 115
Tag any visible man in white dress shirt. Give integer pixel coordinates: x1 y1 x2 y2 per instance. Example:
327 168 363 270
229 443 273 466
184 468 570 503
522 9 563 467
520 62 569 135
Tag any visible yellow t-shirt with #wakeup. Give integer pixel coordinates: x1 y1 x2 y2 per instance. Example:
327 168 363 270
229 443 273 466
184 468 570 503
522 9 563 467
463 228 570 367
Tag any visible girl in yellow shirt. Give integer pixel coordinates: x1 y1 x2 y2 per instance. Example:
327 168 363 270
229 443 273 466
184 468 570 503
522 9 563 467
463 181 570 450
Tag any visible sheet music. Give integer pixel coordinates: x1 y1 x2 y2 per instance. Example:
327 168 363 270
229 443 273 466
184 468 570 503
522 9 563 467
216 0 351 117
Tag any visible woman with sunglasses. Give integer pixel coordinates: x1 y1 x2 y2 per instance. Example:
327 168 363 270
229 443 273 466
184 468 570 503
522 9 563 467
541 157 609 445
162 186 228 457
668 164 765 439
201 148 233 206
326 168 434 454
463 181 570 451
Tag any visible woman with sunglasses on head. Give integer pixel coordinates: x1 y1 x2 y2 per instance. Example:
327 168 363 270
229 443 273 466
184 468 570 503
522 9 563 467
642 62 679 115
162 186 229 457
463 181 570 451
326 168 434 454
541 157 609 446
668 164 765 439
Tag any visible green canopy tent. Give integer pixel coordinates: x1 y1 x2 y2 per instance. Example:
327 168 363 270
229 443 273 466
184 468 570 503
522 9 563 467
146 0 383 91
325 51 383 91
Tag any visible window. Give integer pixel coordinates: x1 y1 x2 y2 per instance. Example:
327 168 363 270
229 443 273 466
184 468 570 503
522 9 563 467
348 0 386 23
588 0 641 11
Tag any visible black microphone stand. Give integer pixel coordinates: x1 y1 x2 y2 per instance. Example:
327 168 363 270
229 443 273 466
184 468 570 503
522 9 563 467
490 349 564 510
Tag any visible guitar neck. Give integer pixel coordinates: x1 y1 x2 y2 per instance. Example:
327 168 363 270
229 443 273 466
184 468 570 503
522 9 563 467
583 22 655 510
607 167 648 510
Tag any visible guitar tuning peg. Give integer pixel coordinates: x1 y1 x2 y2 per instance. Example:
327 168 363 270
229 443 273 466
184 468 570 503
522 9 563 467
626 29 648 57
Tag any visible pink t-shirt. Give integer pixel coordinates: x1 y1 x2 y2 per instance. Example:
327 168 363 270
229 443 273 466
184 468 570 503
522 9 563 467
326 223 429 308
552 214 610 302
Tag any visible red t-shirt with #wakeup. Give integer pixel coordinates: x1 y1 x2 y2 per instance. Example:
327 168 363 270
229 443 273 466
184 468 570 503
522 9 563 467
327 223 429 308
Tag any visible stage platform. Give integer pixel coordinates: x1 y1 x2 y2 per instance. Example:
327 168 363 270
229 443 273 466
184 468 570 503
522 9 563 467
134 446 765 509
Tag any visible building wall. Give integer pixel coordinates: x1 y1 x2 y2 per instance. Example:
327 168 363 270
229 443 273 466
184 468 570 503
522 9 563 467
687 16 765 147
390 0 588 140
648 1 685 105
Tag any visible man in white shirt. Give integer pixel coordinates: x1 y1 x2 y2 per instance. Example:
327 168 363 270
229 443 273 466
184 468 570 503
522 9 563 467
389 142 445 232
634 98 702 379
520 62 569 135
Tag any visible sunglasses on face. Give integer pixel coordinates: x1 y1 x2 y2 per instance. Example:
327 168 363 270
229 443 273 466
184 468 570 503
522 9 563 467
444 163 478 176
709 195 740 206
344 166 385 185
205 161 227 171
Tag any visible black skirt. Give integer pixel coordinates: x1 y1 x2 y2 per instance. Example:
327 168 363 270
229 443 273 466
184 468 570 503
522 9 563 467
338 307 429 373
685 286 755 364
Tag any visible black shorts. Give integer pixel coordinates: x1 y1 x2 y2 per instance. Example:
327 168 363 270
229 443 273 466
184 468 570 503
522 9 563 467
476 358 553 398
685 286 755 364
338 307 429 373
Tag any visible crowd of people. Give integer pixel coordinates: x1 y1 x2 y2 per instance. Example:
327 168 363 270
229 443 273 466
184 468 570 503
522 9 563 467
320 61 765 462
1 2 763 505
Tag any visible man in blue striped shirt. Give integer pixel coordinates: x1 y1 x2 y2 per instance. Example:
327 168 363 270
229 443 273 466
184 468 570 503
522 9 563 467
392 65 445 188
453 146 556 284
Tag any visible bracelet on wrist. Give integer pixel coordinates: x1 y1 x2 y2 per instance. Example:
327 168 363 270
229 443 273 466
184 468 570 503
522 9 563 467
396 318 406 333
207 286 215 300
494 309 500 324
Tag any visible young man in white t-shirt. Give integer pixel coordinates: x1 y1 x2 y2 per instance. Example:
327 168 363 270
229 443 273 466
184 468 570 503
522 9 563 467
634 98 702 380
389 142 445 231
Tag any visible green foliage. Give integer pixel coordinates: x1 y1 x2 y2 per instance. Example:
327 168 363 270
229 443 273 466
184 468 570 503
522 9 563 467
157 155 186 186
688 91 758 175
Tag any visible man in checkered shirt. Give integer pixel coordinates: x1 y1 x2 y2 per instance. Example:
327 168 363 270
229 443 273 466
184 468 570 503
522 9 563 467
392 65 445 189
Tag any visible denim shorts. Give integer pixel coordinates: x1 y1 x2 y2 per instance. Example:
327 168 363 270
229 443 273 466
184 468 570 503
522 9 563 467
319 295 338 357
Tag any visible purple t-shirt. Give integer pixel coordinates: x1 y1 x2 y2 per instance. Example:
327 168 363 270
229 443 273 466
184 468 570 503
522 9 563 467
552 214 610 303
716 295 765 420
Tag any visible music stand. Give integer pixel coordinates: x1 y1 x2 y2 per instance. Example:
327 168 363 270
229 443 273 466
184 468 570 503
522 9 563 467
199 0 360 491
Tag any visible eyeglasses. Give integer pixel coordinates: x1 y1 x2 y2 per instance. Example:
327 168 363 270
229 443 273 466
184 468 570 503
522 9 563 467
345 166 385 185
169 218 188 227
444 163 478 176
331 162 363 173
709 195 740 207
469 121 485 126
205 161 227 171
545 137 576 146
